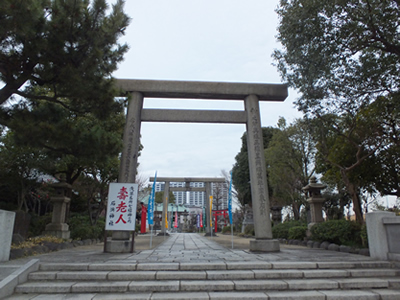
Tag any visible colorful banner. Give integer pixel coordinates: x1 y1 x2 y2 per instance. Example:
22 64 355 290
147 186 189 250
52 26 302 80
228 171 233 224
105 183 138 231
148 171 157 225
200 212 203 228
196 214 200 228
209 196 213 228
202 207 206 228
165 211 168 229
174 211 178 228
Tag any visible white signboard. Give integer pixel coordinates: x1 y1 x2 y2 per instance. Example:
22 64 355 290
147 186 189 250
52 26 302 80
105 183 138 231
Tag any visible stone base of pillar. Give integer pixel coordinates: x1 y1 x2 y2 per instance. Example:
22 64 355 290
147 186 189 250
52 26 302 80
44 223 70 239
43 230 70 240
157 232 170 236
104 239 133 253
250 239 280 252
204 232 218 237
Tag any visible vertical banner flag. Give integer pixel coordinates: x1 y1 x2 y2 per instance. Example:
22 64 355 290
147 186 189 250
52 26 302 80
200 212 203 228
165 211 168 229
148 171 157 225
209 196 213 228
105 183 138 231
174 211 178 228
228 171 233 224
196 214 200 228
202 207 206 228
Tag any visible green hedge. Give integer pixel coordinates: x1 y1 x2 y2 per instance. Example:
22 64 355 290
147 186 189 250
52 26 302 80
310 219 362 246
288 226 307 240
68 214 105 240
272 221 305 239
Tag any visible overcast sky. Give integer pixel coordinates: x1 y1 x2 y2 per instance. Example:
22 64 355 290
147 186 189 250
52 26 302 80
109 0 303 182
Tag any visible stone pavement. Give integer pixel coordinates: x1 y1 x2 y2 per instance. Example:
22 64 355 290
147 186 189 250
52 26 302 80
0 233 390 275
1 233 400 299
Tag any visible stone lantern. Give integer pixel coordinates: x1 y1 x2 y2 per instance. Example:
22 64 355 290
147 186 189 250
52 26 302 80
303 176 326 229
44 180 72 239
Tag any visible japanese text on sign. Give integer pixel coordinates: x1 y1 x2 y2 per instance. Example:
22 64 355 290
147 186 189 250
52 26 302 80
105 183 138 231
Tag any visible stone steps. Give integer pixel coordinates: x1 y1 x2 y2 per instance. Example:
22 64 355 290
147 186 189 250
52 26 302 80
7 261 400 299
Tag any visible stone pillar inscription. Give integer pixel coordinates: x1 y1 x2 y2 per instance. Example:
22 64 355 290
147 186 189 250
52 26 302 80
114 92 143 242
119 92 144 183
244 94 275 241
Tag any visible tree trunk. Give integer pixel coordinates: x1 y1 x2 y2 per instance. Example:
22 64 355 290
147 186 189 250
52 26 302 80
341 169 363 224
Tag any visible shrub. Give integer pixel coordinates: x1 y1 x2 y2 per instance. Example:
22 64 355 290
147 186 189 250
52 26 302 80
360 224 368 247
310 219 362 246
28 213 53 237
272 221 305 239
288 226 307 240
69 213 105 240
244 224 254 236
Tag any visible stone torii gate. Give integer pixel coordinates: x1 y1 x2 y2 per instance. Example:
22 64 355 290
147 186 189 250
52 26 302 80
149 177 226 235
109 79 287 253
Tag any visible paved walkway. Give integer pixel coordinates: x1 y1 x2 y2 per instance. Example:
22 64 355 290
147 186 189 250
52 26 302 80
0 233 384 280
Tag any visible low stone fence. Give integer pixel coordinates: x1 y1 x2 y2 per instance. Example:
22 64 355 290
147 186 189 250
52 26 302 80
366 211 400 262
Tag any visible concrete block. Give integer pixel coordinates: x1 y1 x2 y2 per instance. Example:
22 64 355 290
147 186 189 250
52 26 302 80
25 294 96 300
108 271 156 281
137 263 179 271
129 280 179 292
266 290 325 300
253 269 303 279
336 278 388 289
388 278 400 288
349 268 397 277
180 262 226 270
303 270 349 278
180 280 234 291
0 274 18 299
39 263 89 271
206 270 254 280
15 281 74 293
272 262 317 269
0 210 15 262
0 259 39 299
366 211 396 260
56 271 108 280
320 289 379 300
317 262 355 269
371 289 400 300
234 279 287 290
383 217 400 253
156 271 206 280
72 281 129 293
29 271 57 280
250 239 280 252
286 279 338 290
151 292 209 300
209 291 268 299
89 263 136 271
92 293 152 300
226 261 272 270
358 261 391 268
104 239 132 253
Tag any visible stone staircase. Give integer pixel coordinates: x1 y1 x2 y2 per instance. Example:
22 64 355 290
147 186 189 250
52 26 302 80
6 260 400 299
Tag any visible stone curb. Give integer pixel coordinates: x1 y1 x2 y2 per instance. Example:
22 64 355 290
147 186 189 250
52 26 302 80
0 259 39 299
278 238 370 257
